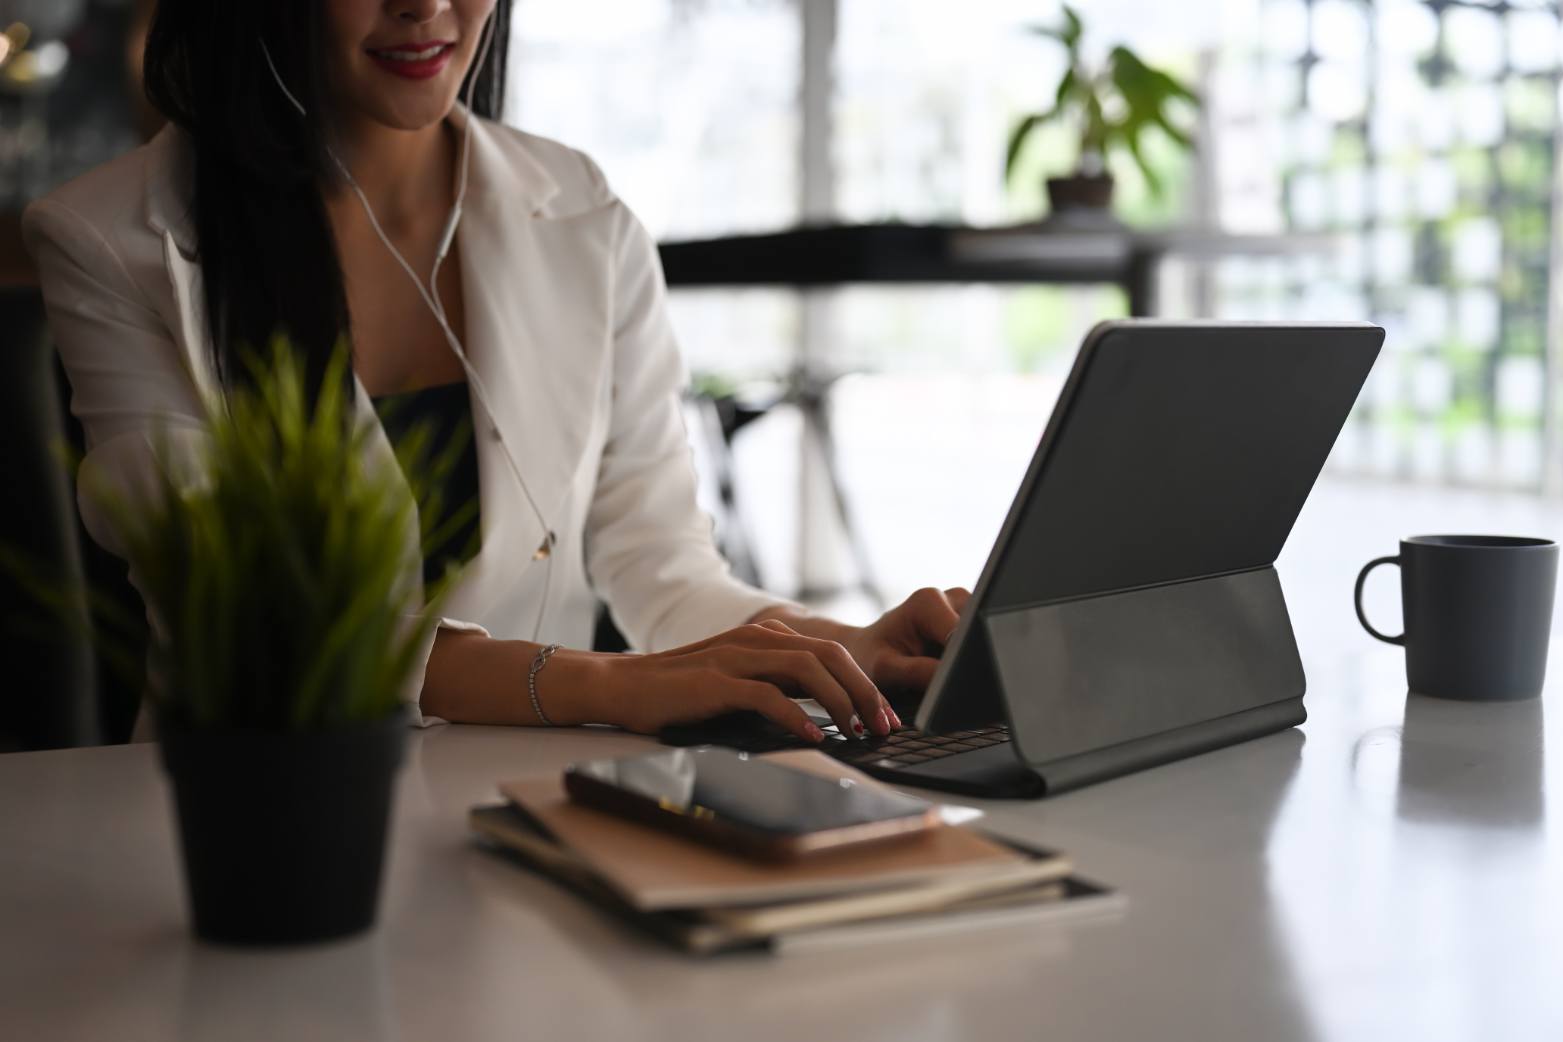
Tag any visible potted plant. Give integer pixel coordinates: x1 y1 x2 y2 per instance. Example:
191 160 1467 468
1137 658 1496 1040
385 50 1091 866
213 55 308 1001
1005 4 1200 217
88 343 450 945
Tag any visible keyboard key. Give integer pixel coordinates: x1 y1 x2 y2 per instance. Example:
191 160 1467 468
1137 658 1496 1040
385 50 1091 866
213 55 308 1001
671 712 1013 780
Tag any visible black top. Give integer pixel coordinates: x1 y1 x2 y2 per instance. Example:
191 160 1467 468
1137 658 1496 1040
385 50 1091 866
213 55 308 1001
371 381 482 590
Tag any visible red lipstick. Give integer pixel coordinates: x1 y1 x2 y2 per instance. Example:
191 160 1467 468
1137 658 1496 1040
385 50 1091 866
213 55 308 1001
366 41 454 81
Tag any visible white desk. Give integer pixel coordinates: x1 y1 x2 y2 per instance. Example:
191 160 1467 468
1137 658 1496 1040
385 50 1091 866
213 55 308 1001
4 479 1563 1042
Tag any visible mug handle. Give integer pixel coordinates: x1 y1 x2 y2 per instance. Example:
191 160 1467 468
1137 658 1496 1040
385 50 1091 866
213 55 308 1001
1354 556 1405 646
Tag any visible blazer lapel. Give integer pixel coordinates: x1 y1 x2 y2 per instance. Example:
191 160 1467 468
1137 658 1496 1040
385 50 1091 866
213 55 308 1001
142 128 222 405
159 233 223 406
456 115 614 567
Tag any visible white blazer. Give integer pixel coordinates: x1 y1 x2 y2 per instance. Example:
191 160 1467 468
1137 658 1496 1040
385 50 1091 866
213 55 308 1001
24 112 796 726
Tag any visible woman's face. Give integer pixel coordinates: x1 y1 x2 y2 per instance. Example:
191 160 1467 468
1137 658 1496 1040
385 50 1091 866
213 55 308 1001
323 0 498 133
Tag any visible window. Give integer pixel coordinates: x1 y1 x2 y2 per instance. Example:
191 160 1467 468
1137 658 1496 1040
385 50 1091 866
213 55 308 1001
1219 0 1563 490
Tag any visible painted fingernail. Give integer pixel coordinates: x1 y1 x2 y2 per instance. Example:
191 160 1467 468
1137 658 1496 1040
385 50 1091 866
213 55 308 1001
849 714 866 739
805 722 825 743
874 708 891 735
887 707 903 730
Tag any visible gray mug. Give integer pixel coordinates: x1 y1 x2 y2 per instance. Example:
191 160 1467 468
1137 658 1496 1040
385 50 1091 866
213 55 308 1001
1355 535 1558 701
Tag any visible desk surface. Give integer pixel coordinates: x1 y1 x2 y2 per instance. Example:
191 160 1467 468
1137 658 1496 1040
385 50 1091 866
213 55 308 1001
3 479 1562 1042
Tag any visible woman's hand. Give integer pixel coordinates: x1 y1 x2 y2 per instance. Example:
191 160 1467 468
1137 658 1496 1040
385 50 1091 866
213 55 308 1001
425 589 970 736
574 620 898 743
834 586 972 697
746 586 972 702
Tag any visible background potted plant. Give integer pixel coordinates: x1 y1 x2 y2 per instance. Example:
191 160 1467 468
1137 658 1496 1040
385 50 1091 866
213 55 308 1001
85 343 453 945
1005 4 1201 218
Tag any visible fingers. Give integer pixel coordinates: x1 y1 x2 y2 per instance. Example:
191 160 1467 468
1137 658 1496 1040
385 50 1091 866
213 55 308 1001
883 699 904 730
944 586 972 617
669 621 895 738
732 623 891 736
738 648 890 739
907 587 964 649
724 679 823 743
799 636 890 735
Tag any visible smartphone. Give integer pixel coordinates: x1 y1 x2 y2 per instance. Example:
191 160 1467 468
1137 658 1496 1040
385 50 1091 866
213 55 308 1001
562 747 939 861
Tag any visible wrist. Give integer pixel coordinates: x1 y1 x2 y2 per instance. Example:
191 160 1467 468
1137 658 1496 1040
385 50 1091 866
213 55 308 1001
530 647 619 727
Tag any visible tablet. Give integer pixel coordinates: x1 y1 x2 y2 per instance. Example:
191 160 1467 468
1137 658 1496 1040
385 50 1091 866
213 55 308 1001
914 321 1383 786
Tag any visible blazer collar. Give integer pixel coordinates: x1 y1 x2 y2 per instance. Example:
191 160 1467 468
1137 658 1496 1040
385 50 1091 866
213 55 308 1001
143 126 198 256
449 104 561 217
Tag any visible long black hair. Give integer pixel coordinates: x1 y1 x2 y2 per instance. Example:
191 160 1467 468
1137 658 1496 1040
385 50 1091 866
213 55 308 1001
142 1 512 396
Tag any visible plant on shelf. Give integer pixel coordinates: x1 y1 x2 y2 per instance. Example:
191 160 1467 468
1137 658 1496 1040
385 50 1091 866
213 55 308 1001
1005 3 1200 218
85 341 458 945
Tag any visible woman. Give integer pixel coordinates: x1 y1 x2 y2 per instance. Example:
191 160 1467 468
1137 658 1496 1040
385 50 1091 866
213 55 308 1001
25 0 970 742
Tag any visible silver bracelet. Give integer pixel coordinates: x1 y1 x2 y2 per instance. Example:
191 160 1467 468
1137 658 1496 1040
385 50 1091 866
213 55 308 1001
527 642 563 726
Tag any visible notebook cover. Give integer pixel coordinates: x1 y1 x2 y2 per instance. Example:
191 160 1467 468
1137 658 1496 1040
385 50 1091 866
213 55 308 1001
496 752 1045 911
468 803 1115 956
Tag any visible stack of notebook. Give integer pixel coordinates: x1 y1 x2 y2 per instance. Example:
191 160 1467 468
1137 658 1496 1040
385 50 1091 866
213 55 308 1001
469 750 1121 955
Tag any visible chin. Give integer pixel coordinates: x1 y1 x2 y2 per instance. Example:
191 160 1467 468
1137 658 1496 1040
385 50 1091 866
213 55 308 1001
360 91 462 133
381 105 458 132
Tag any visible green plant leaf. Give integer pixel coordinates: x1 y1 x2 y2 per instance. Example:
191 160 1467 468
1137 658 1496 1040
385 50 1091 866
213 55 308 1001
1054 64 1079 111
1121 126 1162 196
56 337 467 731
1005 112 1046 183
1062 5 1083 46
1105 45 1199 197
1026 3 1083 50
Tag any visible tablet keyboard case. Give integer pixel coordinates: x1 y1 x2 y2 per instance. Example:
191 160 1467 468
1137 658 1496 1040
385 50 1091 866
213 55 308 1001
918 322 1384 795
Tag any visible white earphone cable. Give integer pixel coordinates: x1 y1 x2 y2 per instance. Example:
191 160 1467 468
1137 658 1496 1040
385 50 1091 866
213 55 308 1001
262 21 555 642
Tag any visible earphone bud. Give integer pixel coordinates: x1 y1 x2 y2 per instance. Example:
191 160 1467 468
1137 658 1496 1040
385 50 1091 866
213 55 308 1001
261 19 557 643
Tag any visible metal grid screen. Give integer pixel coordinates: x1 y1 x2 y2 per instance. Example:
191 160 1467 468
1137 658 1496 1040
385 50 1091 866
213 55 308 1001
1221 0 1563 491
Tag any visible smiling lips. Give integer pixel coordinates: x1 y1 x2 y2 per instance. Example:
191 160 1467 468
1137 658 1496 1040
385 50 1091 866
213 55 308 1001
366 41 455 80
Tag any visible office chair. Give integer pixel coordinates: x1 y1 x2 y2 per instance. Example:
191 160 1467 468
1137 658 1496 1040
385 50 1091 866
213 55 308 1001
0 287 144 750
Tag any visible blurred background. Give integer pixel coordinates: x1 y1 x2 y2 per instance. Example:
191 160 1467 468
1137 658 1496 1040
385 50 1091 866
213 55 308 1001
510 0 1563 621
5 1 1563 744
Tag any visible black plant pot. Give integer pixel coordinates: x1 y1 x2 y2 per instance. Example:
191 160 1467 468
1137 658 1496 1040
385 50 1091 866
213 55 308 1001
1046 173 1115 214
158 714 407 945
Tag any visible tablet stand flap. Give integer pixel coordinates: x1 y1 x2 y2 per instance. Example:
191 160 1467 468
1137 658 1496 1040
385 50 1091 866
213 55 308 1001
983 566 1306 795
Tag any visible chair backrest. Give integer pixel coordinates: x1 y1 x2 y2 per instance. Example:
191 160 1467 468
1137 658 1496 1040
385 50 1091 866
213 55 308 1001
0 288 144 749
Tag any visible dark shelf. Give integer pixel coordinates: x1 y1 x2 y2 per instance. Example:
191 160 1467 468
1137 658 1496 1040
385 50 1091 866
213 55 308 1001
658 221 1330 316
